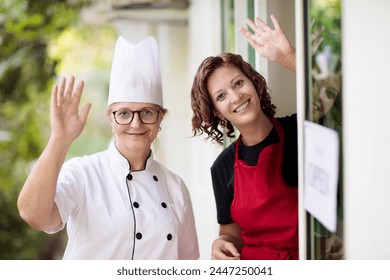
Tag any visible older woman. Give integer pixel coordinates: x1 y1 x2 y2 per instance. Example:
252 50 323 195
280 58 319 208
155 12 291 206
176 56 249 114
17 36 199 260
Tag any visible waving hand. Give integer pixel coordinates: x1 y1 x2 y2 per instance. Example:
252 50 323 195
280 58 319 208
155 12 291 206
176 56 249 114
240 14 296 72
50 76 91 146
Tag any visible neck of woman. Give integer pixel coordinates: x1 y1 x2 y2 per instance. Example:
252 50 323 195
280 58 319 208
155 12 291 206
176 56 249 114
239 115 273 146
118 146 151 171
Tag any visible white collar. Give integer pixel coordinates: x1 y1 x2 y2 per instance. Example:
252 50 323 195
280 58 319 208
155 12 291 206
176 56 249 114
108 140 159 175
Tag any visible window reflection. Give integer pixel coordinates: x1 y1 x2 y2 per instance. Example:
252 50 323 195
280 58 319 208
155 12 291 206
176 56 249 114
312 45 342 127
307 0 343 260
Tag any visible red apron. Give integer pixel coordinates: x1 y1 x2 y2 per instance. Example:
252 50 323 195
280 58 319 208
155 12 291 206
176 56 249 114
231 117 298 260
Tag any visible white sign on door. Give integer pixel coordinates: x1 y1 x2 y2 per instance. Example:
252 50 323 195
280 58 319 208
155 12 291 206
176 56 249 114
304 121 339 232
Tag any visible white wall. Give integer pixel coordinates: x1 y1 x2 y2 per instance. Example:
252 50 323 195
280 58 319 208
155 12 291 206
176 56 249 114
294 0 307 260
343 0 390 259
187 0 223 259
266 0 297 117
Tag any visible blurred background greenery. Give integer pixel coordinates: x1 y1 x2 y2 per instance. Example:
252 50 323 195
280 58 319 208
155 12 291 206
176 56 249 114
0 0 117 259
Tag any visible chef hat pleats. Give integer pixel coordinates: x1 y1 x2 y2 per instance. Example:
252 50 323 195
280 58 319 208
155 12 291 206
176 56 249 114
108 36 163 107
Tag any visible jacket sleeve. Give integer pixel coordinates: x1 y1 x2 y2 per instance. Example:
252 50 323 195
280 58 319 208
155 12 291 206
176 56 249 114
178 181 200 260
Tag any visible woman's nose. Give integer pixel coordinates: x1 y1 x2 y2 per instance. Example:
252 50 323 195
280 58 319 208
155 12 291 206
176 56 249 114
230 90 243 103
130 113 142 128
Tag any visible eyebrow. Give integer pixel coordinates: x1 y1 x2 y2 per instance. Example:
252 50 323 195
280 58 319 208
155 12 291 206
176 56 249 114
210 74 242 96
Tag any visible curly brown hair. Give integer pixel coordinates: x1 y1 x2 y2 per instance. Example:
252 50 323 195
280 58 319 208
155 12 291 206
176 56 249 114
191 53 276 145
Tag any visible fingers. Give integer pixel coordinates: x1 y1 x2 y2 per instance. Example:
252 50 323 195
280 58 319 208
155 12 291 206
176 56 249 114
244 15 279 43
211 250 240 260
242 21 264 46
239 26 262 51
51 84 59 108
245 18 260 34
239 26 251 40
310 21 324 54
68 78 90 125
240 27 255 43
57 77 66 105
211 239 241 260
310 18 315 29
71 80 85 106
240 27 261 51
79 103 92 125
54 75 86 106
64 76 75 103
212 254 240 260
270 14 281 31
244 14 280 36
311 25 324 40
254 17 269 31
311 36 323 54
223 242 241 259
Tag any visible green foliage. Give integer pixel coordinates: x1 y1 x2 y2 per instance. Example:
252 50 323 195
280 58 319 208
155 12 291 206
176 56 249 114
0 0 89 102
309 0 342 55
0 0 92 259
0 189 47 259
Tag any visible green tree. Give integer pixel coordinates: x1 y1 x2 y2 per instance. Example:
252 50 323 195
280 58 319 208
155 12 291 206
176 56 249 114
309 0 342 55
0 0 92 259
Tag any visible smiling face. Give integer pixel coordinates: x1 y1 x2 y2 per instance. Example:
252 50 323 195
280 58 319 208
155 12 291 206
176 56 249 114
312 74 341 121
109 102 163 156
207 65 263 130
191 53 275 145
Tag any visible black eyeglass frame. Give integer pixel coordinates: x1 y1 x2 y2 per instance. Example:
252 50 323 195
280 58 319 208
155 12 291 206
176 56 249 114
112 108 160 125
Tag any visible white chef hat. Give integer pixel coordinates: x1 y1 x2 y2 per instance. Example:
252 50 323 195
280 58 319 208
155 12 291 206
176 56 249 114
108 36 163 107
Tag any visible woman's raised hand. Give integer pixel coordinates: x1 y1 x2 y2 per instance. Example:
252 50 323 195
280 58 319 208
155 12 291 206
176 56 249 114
240 14 296 72
50 76 91 146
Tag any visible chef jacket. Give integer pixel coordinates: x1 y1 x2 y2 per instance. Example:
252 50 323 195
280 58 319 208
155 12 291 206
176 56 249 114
48 141 199 260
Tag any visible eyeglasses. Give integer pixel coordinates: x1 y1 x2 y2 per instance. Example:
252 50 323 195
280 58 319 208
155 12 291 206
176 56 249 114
112 108 160 125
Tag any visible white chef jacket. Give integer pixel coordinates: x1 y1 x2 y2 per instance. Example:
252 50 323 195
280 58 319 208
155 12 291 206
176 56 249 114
50 141 199 260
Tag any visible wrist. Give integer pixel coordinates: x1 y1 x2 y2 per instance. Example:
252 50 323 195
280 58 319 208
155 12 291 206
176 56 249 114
48 133 72 150
282 47 296 72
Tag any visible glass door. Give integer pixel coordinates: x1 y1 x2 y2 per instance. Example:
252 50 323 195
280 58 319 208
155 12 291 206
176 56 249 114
304 0 343 260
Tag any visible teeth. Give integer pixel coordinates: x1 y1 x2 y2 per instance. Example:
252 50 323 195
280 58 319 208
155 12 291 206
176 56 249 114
235 101 249 113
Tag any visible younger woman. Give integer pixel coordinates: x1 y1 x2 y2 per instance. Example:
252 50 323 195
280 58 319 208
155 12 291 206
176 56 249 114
191 15 298 260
